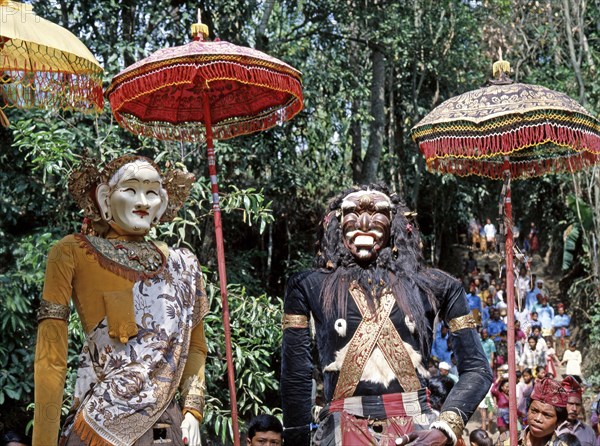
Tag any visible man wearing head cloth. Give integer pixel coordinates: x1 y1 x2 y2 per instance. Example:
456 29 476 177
281 185 493 445
33 156 208 446
556 376 596 446
519 377 570 445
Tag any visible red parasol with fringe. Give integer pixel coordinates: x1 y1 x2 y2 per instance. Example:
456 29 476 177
106 16 303 446
412 59 600 445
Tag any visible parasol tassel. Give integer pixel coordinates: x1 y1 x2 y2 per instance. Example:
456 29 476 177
0 109 9 128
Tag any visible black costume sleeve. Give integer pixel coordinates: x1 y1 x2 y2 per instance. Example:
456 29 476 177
281 272 313 446
439 275 493 425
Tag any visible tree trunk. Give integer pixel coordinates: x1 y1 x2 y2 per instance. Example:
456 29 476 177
256 0 276 50
359 47 385 184
121 0 137 67
562 0 586 104
350 97 363 183
387 67 403 197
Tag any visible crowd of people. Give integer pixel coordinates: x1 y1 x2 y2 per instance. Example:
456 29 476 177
426 250 600 445
468 217 540 256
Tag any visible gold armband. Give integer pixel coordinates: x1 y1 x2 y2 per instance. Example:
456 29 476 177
282 314 308 330
448 314 476 333
180 375 205 417
438 410 465 439
37 300 70 322
182 397 205 421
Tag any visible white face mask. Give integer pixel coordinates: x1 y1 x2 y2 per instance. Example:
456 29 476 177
98 160 166 235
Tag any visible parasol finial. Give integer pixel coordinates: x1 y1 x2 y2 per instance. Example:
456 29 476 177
493 48 511 79
191 8 209 40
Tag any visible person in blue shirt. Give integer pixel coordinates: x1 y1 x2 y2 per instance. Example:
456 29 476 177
481 293 496 328
552 303 571 339
479 328 496 369
486 308 507 342
466 282 483 326
525 278 545 312
431 324 453 364
533 295 555 338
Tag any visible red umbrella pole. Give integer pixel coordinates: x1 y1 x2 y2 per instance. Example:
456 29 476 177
503 159 518 445
203 94 241 446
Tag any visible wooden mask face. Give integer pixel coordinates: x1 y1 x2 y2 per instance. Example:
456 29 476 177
341 190 391 264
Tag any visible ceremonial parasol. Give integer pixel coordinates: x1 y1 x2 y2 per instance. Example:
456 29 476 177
106 16 303 446
411 59 600 445
0 0 103 126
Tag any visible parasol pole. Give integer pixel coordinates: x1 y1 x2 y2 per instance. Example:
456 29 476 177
503 156 518 445
202 92 241 446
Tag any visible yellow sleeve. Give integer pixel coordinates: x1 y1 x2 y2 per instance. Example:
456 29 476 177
33 238 74 446
33 319 69 446
180 323 208 422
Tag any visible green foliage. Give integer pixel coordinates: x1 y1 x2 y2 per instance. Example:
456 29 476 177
566 193 594 232
0 233 53 408
203 282 282 444
562 224 581 272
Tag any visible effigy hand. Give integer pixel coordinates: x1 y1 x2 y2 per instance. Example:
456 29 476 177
394 429 450 445
181 412 201 445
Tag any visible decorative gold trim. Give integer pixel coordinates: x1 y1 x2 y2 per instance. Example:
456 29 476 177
448 314 477 333
75 234 166 283
438 411 465 439
180 374 205 416
333 283 421 400
192 272 209 328
282 314 308 330
37 300 70 322
181 394 205 414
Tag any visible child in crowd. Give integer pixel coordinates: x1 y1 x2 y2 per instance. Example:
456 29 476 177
535 365 547 381
561 340 583 382
516 368 534 425
545 337 560 378
491 376 510 436
469 428 493 446
529 311 542 332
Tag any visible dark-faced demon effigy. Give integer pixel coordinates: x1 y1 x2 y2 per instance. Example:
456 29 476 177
281 185 493 445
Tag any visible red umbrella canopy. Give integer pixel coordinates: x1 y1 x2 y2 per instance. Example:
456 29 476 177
411 62 600 179
105 32 303 142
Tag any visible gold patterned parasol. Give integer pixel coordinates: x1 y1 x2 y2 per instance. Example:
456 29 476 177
411 59 600 445
412 61 600 179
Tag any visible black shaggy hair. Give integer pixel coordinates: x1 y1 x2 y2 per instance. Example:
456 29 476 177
427 375 455 412
246 414 283 440
315 184 445 352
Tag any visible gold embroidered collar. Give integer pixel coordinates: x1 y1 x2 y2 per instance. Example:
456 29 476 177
76 233 166 282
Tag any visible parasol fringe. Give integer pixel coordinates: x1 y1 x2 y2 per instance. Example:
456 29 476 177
427 150 600 180
109 58 302 109
417 119 600 159
1 41 104 112
116 97 302 143
1 67 104 112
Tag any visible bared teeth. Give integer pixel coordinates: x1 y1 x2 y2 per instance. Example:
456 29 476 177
354 235 374 246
